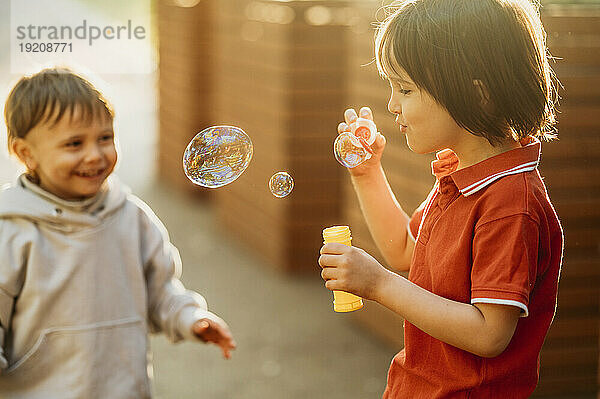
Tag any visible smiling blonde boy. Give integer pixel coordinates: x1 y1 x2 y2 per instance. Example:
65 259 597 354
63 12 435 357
0 67 236 398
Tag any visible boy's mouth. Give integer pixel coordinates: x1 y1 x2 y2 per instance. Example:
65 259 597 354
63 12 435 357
74 169 105 178
396 117 408 130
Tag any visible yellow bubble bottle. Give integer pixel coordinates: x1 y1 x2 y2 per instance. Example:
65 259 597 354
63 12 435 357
322 226 364 312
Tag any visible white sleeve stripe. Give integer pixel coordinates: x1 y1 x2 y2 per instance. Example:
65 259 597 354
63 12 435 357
471 298 529 318
406 222 416 242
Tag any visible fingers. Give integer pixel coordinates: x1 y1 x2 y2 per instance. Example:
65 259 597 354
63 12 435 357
324 279 341 291
218 334 237 359
337 122 351 134
212 328 236 359
318 254 340 270
193 320 210 335
319 253 339 270
320 263 342 292
359 106 373 120
357 137 374 155
194 319 236 345
320 265 338 281
207 326 234 352
344 107 373 123
211 322 234 343
369 132 386 153
344 108 358 125
341 107 374 139
319 242 349 255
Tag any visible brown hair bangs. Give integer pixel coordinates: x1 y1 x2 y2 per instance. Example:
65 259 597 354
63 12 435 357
5 67 114 153
375 0 559 145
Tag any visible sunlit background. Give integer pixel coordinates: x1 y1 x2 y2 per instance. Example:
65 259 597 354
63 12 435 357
0 0 598 398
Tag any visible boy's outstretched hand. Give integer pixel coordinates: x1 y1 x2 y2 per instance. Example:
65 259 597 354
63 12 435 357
192 316 237 359
319 242 392 301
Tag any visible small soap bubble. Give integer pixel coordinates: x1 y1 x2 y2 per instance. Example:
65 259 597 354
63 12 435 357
183 125 253 188
269 172 294 198
333 132 372 168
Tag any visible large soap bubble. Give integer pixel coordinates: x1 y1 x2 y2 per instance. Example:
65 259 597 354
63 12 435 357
183 125 253 188
333 117 376 168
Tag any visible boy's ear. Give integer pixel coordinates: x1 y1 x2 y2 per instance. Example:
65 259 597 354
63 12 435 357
12 138 38 171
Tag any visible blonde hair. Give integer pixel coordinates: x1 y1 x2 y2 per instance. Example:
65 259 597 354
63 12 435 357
4 67 114 154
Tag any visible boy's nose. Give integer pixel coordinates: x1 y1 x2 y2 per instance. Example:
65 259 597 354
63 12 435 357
84 144 103 162
388 97 402 116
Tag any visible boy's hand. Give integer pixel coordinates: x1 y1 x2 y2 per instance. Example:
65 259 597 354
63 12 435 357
192 316 237 359
337 106 386 178
319 242 390 300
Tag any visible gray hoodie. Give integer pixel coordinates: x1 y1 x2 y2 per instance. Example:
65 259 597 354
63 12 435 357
0 175 212 398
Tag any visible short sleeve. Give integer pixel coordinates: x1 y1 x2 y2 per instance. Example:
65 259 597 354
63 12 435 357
471 214 539 317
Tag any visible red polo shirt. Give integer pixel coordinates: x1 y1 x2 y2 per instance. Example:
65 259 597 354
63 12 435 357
383 137 563 399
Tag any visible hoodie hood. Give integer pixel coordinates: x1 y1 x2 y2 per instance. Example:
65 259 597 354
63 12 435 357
0 174 128 233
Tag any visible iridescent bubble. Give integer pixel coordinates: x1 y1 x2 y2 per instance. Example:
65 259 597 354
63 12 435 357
333 132 372 168
269 172 294 198
183 125 253 188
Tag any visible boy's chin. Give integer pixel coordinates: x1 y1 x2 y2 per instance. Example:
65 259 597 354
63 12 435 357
77 185 105 198
69 180 108 199
406 141 429 155
406 138 441 155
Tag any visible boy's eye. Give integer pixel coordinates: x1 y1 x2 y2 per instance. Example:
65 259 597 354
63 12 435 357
66 140 82 147
389 79 413 95
100 134 114 142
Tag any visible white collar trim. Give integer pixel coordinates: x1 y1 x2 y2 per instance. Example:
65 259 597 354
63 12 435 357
459 160 539 197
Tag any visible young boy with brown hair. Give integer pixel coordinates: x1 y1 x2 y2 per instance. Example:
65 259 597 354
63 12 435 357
0 67 236 397
319 0 563 397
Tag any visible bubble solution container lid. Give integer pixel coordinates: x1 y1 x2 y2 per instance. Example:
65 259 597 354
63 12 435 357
322 225 352 244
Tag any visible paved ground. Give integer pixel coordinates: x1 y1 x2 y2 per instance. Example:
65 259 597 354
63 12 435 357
143 184 393 399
